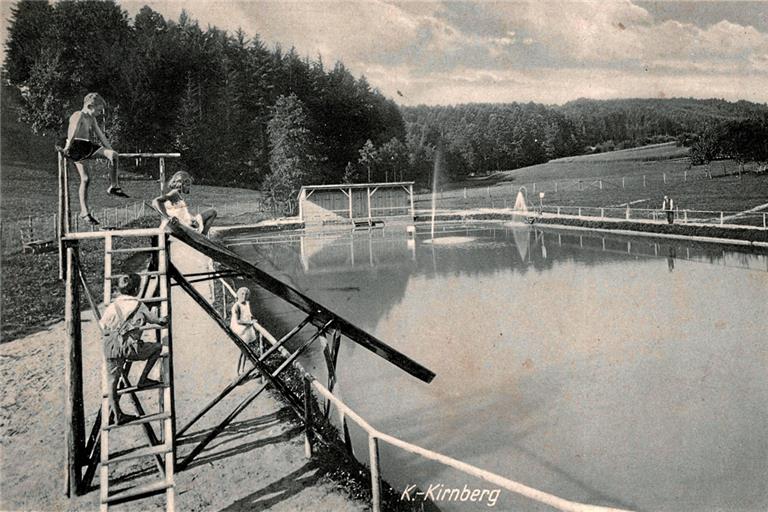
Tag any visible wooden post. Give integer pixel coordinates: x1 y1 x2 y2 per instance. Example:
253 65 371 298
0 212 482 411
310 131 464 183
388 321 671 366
578 207 582 217
58 154 67 280
643 175 646 187
369 435 382 512
159 157 166 194
763 213 766 229
599 180 602 190
159 234 178 466
663 173 666 184
622 177 625 189
63 155 71 235
103 235 112 304
557 206 560 216
626 205 630 220
600 208 604 218
64 244 85 496
684 170 687 182
348 188 353 221
304 377 314 458
684 210 688 223
367 187 372 222
720 212 724 225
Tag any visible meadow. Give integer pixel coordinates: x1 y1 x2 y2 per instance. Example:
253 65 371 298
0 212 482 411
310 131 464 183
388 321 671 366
420 143 768 218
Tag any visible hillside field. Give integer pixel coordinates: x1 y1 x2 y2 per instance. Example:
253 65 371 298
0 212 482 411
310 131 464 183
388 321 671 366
425 143 768 217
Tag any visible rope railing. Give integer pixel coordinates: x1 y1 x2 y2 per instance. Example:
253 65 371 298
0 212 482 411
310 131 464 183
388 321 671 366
216 276 633 512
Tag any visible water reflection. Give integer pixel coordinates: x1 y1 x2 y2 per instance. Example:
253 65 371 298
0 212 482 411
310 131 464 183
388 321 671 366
225 223 768 512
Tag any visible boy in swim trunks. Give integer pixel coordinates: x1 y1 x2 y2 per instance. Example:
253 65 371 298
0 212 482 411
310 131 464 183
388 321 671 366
152 171 217 235
62 92 128 225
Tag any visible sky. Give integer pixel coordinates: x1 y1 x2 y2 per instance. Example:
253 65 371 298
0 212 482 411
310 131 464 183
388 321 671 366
3 0 768 105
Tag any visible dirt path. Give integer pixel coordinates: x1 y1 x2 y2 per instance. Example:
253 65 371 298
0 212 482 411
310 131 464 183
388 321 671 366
0 241 367 512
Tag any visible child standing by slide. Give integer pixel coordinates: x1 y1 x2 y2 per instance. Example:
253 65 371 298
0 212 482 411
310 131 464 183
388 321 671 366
230 287 260 376
61 92 128 225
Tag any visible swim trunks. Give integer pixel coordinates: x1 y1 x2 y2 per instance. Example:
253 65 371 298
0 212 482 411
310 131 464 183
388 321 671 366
65 139 101 162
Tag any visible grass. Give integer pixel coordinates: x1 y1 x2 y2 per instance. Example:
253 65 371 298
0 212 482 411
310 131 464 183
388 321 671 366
424 143 768 218
1 217 161 342
0 161 264 222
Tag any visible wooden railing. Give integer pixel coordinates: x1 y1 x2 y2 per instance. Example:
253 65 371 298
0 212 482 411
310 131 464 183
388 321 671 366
57 151 181 278
217 278 633 512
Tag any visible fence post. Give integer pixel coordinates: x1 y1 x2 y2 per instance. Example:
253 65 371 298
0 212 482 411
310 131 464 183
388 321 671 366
720 212 724 225
369 435 382 512
557 206 560 216
764 213 766 229
643 175 646 187
555 182 558 193
578 207 582 217
463 187 467 199
622 177 625 189
533 182 536 193
663 173 666 184
626 205 630 220
600 208 604 218
304 377 314 458
684 210 688 223
684 171 687 182
599 180 602 190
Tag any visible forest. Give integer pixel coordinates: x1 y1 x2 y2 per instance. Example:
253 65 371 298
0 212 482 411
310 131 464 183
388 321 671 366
5 0 768 201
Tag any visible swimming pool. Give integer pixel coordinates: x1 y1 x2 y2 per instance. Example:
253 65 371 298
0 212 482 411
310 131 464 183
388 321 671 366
225 223 768 511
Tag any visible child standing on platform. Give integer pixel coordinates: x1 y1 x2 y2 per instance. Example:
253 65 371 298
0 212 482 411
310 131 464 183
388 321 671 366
62 92 128 225
230 287 259 375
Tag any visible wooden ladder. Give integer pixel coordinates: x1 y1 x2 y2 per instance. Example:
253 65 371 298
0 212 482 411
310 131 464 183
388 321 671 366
99 233 176 512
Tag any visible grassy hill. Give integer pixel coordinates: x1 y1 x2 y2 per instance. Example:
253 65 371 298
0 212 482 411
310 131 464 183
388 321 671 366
423 142 768 216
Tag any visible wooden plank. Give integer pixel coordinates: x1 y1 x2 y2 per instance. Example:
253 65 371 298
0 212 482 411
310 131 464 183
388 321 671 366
165 218 435 383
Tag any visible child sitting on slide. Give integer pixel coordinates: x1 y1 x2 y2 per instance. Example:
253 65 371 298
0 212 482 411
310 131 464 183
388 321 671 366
152 171 217 235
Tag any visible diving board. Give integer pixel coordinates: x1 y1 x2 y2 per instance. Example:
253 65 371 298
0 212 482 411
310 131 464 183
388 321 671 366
166 217 435 383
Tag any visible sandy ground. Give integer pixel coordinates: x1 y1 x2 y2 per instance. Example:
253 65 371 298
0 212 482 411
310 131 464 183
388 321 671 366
0 241 367 512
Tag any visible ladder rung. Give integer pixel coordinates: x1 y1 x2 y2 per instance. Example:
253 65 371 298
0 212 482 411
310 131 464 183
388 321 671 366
104 411 172 431
107 271 165 280
139 324 168 331
104 479 173 504
106 443 172 465
137 297 168 303
107 246 164 254
108 381 168 397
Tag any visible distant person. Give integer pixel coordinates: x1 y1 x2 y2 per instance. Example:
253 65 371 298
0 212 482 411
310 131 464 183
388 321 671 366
230 287 260 375
61 92 128 225
152 171 217 235
662 195 675 224
100 273 167 425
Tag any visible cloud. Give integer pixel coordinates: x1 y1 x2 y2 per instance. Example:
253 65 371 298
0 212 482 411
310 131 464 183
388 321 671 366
116 1 768 104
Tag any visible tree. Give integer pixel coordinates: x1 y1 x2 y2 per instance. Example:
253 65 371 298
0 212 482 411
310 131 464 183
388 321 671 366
358 139 378 182
263 94 319 209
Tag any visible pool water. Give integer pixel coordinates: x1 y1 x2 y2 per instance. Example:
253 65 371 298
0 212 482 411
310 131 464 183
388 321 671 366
225 223 768 511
